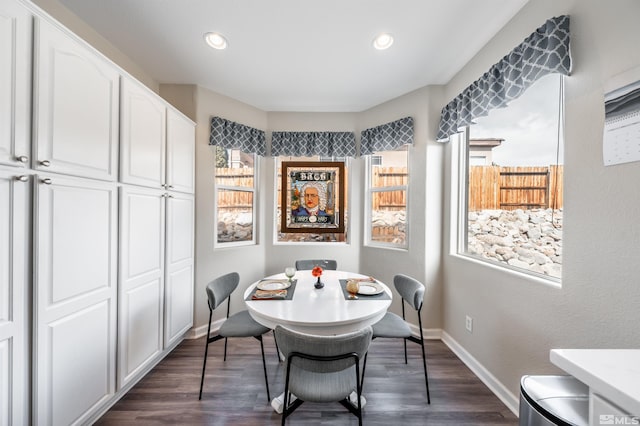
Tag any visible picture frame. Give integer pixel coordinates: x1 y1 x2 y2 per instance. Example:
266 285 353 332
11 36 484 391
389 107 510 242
281 161 345 233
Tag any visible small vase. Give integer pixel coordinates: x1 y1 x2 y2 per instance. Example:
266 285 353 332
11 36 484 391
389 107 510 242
314 276 324 289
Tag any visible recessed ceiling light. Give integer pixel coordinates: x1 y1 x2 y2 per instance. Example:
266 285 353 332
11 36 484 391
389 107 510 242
204 32 228 50
373 33 394 50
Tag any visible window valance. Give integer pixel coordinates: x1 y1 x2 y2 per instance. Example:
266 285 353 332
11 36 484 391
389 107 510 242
271 131 357 157
360 117 414 155
210 116 266 156
437 15 571 142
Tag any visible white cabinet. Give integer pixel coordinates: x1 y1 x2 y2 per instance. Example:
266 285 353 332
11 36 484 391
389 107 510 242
118 186 166 388
33 174 118 426
33 18 120 181
164 192 195 347
118 186 195 386
0 0 31 168
121 79 195 193
120 78 166 189
166 109 195 194
0 169 30 426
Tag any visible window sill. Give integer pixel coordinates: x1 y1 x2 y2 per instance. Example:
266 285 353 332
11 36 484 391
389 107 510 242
451 252 562 289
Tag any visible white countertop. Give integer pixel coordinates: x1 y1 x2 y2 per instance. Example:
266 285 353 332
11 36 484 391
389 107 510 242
550 349 640 416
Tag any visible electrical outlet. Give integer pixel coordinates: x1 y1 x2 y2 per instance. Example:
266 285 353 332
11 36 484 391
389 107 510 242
465 315 473 333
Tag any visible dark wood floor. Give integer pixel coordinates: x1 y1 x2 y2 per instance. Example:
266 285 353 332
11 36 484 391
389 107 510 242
95 334 518 425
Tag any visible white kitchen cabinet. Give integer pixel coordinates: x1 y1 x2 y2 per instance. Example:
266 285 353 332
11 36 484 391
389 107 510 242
0 0 31 168
33 18 120 182
120 78 166 189
118 185 166 388
0 169 30 425
33 174 118 426
166 109 195 194
164 192 195 347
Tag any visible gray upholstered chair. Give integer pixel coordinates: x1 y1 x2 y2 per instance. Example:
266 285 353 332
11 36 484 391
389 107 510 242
274 325 372 426
198 272 271 402
294 259 337 270
361 274 430 403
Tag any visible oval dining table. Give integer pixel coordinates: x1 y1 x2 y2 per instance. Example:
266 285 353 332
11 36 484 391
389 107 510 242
244 269 392 336
244 269 392 413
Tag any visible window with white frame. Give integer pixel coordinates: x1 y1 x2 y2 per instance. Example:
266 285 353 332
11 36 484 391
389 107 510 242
458 74 564 280
365 145 408 248
215 147 257 246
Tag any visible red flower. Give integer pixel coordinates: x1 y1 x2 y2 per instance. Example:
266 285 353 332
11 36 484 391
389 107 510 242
311 266 323 277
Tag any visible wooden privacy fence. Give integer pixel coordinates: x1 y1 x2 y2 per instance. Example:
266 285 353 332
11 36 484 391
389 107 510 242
469 165 563 211
215 165 563 212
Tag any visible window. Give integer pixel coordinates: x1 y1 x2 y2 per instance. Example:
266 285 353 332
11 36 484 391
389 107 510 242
215 147 257 246
365 146 409 248
276 156 348 243
458 74 564 279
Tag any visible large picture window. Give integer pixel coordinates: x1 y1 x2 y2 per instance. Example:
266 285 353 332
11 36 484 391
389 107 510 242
458 74 564 280
215 147 257 246
365 146 409 248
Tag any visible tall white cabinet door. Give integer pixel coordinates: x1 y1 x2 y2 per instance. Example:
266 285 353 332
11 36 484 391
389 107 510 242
118 186 165 388
166 109 195 194
0 170 30 425
0 0 31 168
33 18 120 181
121 78 166 189
33 175 117 426
164 193 194 348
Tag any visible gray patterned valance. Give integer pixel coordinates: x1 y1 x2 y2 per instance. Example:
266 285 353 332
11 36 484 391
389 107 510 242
210 116 266 156
271 131 357 157
437 15 571 142
361 117 414 155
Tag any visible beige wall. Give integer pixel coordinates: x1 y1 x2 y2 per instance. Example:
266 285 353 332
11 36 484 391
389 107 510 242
442 0 640 410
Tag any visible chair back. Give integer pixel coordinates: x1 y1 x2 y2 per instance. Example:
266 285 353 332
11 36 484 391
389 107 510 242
206 272 240 311
393 274 425 311
295 259 338 271
275 326 372 374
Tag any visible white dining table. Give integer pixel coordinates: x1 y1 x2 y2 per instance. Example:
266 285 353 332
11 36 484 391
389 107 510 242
244 269 392 336
244 269 392 413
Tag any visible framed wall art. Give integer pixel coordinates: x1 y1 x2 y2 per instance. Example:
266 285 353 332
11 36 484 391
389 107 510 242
281 161 345 233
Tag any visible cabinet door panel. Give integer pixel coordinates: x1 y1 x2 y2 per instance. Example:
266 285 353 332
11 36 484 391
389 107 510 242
34 19 119 181
48 300 114 426
118 186 165 388
0 169 29 425
121 78 166 189
166 109 195 194
0 0 31 168
164 194 194 347
34 175 117 426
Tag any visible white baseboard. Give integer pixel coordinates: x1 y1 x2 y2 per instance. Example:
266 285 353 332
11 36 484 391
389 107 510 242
441 331 519 416
185 319 225 340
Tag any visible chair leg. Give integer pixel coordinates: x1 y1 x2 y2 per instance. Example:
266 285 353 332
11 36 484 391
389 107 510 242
360 352 368 392
403 337 408 364
419 338 430 404
273 330 281 362
199 310 213 400
223 337 228 361
258 335 271 402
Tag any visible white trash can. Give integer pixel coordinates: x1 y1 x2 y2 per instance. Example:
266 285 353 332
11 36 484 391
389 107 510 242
519 375 589 426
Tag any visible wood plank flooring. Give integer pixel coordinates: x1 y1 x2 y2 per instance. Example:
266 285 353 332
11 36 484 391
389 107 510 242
95 334 518 425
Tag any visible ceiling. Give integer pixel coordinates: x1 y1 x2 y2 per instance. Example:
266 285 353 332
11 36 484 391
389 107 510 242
58 0 529 112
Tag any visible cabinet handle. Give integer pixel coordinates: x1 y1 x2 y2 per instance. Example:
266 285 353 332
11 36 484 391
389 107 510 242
42 178 52 185
17 155 29 163
162 193 174 198
16 175 29 182
162 183 174 189
40 160 51 167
